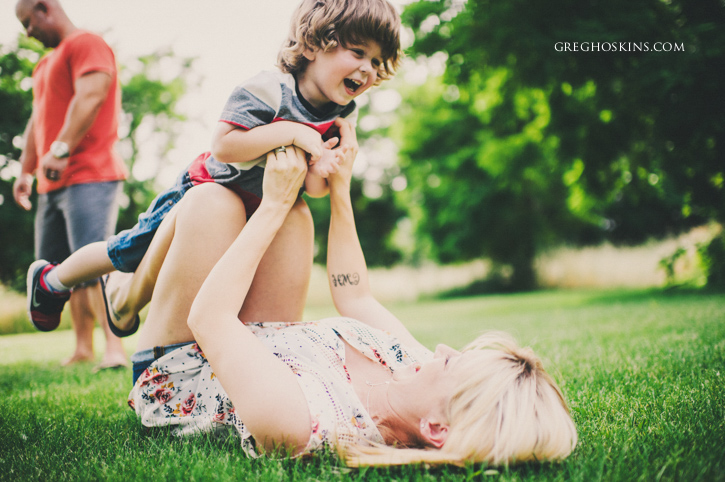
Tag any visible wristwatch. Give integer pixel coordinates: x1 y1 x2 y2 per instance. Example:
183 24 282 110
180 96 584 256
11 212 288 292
50 141 70 159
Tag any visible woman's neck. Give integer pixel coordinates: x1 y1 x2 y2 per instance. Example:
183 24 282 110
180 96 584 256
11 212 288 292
368 381 424 448
341 339 424 447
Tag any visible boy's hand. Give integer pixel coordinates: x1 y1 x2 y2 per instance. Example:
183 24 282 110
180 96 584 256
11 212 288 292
291 124 327 162
308 145 342 178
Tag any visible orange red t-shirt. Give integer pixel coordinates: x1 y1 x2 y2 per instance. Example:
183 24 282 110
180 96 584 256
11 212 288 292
32 29 127 194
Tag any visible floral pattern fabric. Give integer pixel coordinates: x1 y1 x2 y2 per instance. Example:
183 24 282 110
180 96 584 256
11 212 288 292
128 317 432 457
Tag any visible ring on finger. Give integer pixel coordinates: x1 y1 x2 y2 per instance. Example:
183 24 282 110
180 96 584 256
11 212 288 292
273 146 287 154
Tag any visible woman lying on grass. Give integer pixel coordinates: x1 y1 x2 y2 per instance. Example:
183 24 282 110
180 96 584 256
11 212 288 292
108 119 577 466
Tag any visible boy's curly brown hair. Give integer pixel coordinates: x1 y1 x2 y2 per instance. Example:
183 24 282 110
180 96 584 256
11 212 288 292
278 0 402 85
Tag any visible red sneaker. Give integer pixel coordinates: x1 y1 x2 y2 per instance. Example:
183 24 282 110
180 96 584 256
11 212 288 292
26 260 70 332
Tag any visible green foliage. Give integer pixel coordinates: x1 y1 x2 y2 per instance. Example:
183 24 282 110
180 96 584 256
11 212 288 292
306 179 404 267
399 0 725 288
658 246 687 287
116 50 195 233
306 92 406 267
394 73 578 288
700 233 725 288
0 37 192 290
0 36 46 290
2 289 724 479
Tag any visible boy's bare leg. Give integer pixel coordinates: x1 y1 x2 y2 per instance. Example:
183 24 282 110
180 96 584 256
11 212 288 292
54 242 115 287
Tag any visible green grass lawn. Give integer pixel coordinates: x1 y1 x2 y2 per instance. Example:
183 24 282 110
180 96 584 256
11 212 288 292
1 289 724 481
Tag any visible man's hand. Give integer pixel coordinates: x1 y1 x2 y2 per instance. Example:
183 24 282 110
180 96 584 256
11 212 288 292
40 151 69 181
13 173 34 211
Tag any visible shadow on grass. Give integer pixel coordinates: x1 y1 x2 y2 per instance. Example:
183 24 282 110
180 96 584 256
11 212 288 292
435 275 724 303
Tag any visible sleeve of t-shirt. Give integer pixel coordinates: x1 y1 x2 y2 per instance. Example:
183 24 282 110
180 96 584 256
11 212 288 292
219 71 282 131
67 32 117 81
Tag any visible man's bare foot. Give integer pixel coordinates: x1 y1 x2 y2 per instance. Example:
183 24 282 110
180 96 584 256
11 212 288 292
62 352 94 366
94 353 128 372
103 271 139 334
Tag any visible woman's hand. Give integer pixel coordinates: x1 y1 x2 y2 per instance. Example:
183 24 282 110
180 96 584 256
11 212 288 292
327 118 359 192
189 144 314 455
262 145 308 208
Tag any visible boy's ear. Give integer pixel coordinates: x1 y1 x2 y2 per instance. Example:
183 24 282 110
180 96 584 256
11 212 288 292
303 48 317 62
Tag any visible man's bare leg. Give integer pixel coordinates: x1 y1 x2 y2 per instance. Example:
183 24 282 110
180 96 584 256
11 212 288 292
62 287 95 365
63 283 127 367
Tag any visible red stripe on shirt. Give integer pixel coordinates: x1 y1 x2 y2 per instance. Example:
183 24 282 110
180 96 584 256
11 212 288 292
221 118 336 137
186 151 261 216
271 118 335 136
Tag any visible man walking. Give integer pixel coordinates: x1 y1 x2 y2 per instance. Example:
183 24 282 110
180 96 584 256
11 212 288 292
13 0 128 369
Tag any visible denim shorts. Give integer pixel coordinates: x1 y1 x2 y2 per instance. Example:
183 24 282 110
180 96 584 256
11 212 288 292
130 342 193 385
107 171 194 272
36 181 122 287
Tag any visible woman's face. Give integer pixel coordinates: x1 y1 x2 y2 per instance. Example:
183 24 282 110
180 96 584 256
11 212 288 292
395 344 461 378
392 344 462 410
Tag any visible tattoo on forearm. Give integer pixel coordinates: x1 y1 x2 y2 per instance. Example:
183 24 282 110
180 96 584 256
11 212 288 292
331 273 360 287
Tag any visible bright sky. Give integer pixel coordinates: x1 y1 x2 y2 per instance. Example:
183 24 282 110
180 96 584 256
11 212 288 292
0 0 412 186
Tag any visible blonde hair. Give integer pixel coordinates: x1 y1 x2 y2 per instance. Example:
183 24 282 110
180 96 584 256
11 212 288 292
277 0 402 84
344 332 578 466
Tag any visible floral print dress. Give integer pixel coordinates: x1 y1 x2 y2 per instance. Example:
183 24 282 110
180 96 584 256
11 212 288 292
128 317 433 457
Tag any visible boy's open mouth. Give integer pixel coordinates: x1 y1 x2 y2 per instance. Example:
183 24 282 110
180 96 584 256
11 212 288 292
344 78 362 93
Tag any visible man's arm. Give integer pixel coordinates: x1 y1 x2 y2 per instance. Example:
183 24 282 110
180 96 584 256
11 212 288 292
41 71 112 176
13 114 38 211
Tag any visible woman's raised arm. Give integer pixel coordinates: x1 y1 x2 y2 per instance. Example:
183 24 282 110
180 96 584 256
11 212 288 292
326 119 428 354
187 146 312 454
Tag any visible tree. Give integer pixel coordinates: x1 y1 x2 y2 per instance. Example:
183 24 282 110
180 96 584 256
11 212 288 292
394 70 577 289
0 37 44 291
115 50 196 233
398 0 724 288
0 37 192 290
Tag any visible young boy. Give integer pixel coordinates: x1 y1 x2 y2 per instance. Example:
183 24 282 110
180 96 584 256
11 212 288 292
26 0 402 336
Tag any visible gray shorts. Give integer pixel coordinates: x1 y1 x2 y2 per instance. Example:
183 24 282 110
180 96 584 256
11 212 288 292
35 181 122 287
